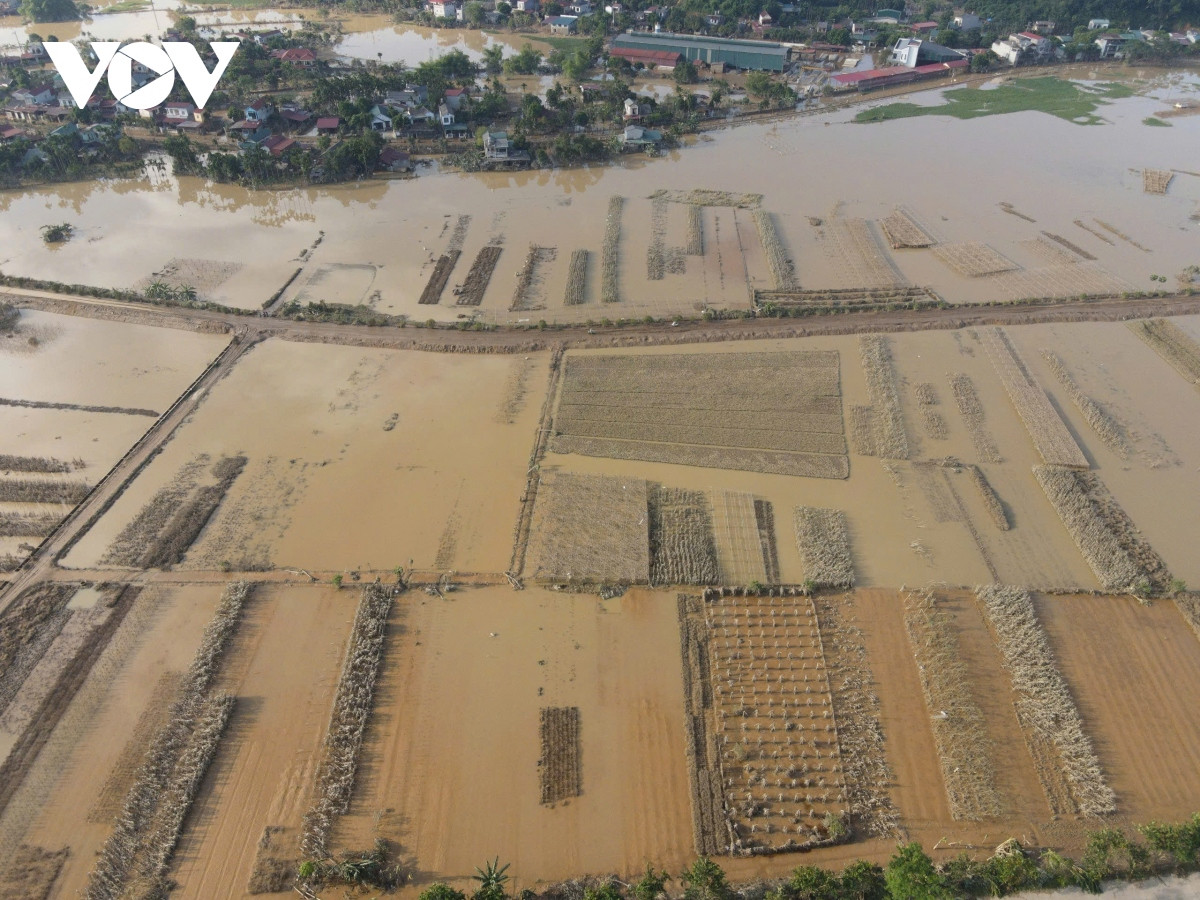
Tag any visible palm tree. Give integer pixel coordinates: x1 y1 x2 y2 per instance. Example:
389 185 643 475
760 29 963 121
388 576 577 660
177 284 199 304
145 280 171 299
472 858 510 900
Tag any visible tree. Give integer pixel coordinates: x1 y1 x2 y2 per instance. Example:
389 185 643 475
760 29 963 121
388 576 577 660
18 0 79 22
482 44 504 75
503 42 542 75
785 865 839 900
673 58 698 84
631 866 668 900
884 843 953 900
40 222 72 243
837 860 887 900
472 858 510 900
332 573 343 589
680 857 731 900
464 1 484 25
421 884 467 900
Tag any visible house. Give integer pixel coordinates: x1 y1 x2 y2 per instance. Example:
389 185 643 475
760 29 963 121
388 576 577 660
516 0 539 10
47 121 77 140
871 8 904 24
279 105 313 127
0 124 25 142
910 21 938 35
428 0 458 18
566 0 591 13
483 129 510 159
890 37 966 67
622 97 645 119
245 97 274 122
1094 34 1126 58
377 146 412 172
954 13 982 30
270 47 317 67
1088 18 1110 31
443 87 467 111
705 13 724 27
408 105 436 124
163 101 196 123
316 116 340 133
368 105 393 131
79 123 116 144
239 125 273 150
1030 20 1054 34
757 10 772 26
261 133 296 157
11 83 54 105
619 123 662 150
437 102 454 126
547 15 579 33
252 29 286 44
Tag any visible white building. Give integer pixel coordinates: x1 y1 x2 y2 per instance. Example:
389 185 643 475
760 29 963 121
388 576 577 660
1088 18 1110 30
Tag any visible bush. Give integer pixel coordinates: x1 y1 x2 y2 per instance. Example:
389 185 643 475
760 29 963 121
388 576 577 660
422 883 468 900
885 843 953 900
681 857 731 900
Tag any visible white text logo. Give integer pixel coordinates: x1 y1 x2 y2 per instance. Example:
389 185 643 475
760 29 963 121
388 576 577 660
43 41 240 111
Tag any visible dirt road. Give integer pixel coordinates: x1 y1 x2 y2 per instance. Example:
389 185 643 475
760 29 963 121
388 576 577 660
10 289 1200 355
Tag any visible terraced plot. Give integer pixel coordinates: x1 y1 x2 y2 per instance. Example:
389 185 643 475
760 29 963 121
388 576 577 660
551 351 848 479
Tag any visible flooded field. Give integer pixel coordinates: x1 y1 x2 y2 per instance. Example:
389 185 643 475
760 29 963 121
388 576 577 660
62 339 549 573
0 310 228 569
0 72 1196 322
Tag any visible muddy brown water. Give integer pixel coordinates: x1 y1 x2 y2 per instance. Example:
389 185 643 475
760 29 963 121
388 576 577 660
1 72 1196 326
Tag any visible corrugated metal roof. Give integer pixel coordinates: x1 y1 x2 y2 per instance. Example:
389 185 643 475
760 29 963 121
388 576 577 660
830 58 965 84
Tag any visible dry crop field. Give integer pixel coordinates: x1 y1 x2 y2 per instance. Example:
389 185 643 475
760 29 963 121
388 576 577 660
549 350 849 480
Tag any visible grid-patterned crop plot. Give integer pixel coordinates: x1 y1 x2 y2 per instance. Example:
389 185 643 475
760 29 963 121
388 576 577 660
551 352 848 479
702 592 848 854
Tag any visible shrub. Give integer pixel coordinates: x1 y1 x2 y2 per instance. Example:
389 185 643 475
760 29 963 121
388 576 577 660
885 843 953 900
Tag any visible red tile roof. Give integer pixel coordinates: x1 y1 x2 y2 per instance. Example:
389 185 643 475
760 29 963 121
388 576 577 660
831 58 965 85
316 116 340 129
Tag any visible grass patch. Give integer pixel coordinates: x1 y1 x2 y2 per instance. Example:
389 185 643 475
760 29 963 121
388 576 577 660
1143 115 1171 126
526 34 587 53
856 77 1134 125
95 0 149 11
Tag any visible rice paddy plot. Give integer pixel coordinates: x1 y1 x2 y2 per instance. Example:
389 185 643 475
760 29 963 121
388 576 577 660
455 245 503 306
648 485 718 586
980 328 1088 469
975 586 1115 816
538 706 581 804
562 249 589 306
853 336 910 460
1142 169 1174 194
792 508 854 589
1034 465 1172 593
649 189 763 208
526 471 650 584
510 245 557 312
878 208 935 249
820 219 906 289
710 490 770 586
1131 318 1200 387
550 351 848 479
699 590 850 854
933 242 1019 278
949 372 1002 463
601 196 624 304
902 588 1002 820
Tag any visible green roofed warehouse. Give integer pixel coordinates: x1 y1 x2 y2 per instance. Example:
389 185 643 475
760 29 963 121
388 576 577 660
609 32 788 72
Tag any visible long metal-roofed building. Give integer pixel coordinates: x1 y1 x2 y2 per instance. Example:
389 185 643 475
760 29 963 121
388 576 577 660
609 32 788 71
